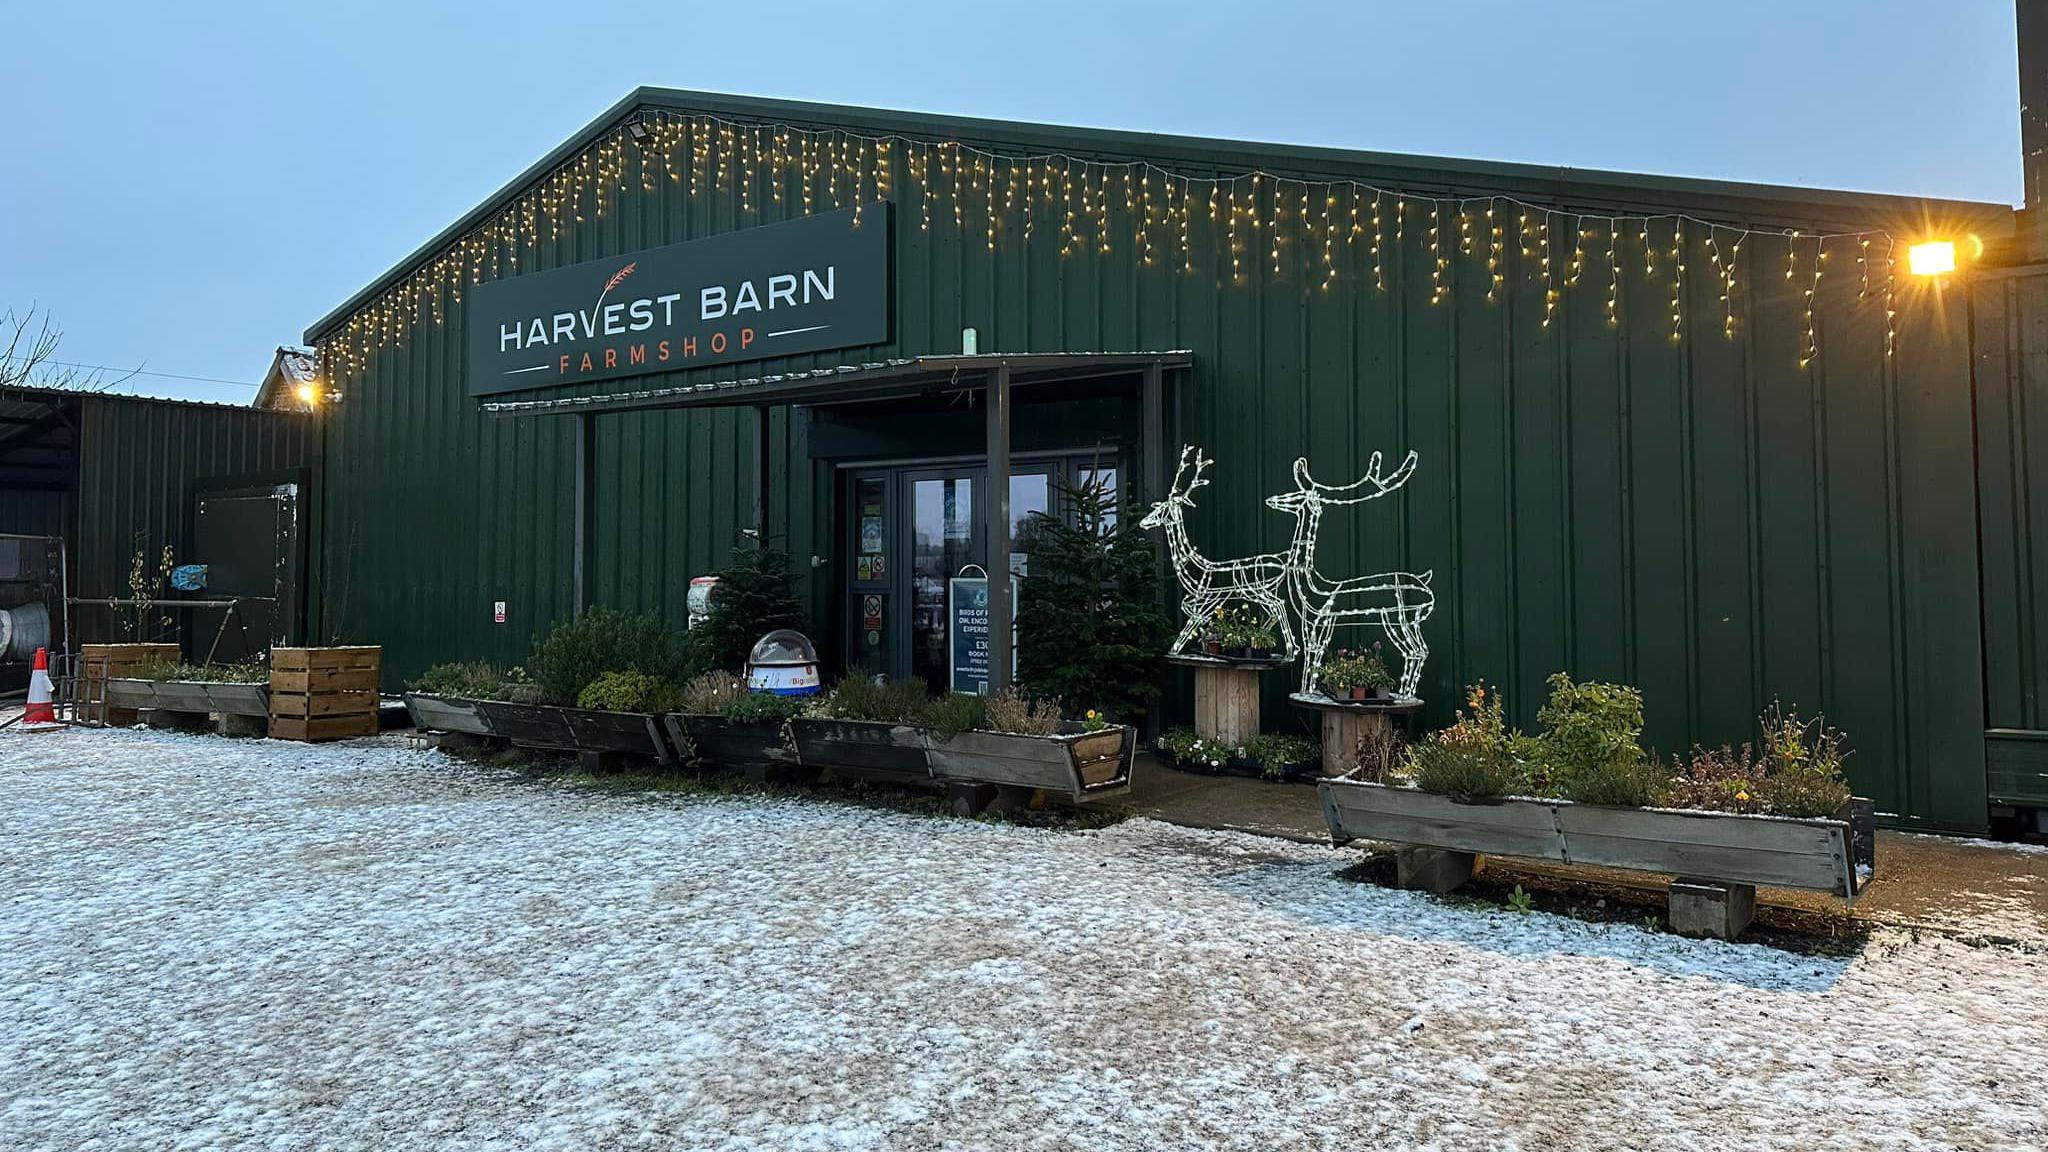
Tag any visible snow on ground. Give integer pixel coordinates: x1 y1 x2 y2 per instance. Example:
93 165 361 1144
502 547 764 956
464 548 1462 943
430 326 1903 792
3 730 2044 1152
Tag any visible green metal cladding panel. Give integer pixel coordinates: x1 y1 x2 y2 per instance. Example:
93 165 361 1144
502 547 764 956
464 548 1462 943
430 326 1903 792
312 100 1990 829
1974 271 2048 805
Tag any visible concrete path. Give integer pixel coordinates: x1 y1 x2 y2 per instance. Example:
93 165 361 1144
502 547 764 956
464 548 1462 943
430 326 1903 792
1125 754 2048 945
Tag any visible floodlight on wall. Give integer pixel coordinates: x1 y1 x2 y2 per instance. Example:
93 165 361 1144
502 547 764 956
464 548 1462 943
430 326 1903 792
1907 240 1956 276
625 115 651 143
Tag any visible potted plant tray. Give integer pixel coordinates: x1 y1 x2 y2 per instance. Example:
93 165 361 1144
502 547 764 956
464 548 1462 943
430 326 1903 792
925 723 1136 801
469 699 676 763
401 692 496 737
789 716 931 778
103 677 272 717
1318 777 1870 898
662 713 800 774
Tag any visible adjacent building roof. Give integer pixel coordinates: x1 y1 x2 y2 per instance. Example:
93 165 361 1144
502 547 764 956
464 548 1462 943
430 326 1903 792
252 347 319 411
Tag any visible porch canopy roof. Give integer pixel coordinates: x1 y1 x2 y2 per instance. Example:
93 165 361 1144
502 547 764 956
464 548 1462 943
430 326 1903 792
482 351 1188 695
477 351 1192 417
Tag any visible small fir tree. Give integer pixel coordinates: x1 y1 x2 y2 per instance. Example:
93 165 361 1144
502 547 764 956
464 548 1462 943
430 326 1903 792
690 546 808 673
1016 475 1169 723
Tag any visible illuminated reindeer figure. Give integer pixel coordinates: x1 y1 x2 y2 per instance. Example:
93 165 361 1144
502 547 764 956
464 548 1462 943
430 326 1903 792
1266 451 1434 699
1141 446 1296 660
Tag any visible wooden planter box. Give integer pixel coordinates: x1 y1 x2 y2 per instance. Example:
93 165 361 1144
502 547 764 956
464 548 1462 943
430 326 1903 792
789 717 930 778
1319 778 1867 897
925 724 1135 802
80 642 181 725
664 713 799 774
102 677 270 718
402 692 496 736
270 646 381 742
470 699 674 762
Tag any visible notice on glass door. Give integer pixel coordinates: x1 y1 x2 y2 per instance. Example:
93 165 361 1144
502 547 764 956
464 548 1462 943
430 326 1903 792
947 574 1017 694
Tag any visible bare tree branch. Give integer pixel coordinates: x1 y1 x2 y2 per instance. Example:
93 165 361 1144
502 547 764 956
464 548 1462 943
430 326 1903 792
0 305 138 392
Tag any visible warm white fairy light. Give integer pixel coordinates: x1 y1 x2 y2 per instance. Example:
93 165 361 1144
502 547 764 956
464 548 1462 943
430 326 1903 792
1486 201 1502 303
317 108 1909 384
1430 201 1447 305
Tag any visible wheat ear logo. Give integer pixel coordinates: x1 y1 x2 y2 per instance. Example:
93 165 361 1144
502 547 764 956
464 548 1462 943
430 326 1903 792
596 261 636 312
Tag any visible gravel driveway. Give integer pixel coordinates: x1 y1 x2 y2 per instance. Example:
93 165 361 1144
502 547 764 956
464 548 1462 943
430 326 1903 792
3 729 2043 1151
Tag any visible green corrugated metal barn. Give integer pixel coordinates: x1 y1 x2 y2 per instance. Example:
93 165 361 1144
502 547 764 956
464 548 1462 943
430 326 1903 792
303 88 2023 833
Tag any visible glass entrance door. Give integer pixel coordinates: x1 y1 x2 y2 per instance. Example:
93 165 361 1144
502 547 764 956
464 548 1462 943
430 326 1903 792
843 462 1060 691
908 472 978 689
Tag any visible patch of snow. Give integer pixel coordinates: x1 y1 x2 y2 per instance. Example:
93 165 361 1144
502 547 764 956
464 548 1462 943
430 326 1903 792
2 729 2044 1151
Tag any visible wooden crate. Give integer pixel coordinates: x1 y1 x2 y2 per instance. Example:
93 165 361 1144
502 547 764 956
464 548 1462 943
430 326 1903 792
79 643 180 726
269 646 381 741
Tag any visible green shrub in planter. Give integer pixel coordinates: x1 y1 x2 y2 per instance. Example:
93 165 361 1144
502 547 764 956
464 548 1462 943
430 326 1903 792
132 659 269 684
1410 739 1520 803
410 660 515 699
575 669 681 713
923 692 989 740
808 677 931 725
721 691 808 724
1528 673 1666 807
1756 705 1853 818
530 608 689 707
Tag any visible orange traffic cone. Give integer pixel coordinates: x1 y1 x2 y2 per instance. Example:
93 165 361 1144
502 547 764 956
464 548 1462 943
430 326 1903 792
19 647 60 731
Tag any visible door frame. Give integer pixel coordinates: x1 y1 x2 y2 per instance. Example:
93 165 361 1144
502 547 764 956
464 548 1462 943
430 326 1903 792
834 446 1125 685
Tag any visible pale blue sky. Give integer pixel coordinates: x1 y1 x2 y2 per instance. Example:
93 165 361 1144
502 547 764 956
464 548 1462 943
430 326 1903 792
0 1 2022 402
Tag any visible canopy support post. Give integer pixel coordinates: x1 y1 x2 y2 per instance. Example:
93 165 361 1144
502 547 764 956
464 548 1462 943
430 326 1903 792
985 365 1012 694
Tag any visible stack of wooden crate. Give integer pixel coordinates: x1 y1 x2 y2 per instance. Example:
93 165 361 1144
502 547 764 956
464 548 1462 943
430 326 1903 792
269 646 382 741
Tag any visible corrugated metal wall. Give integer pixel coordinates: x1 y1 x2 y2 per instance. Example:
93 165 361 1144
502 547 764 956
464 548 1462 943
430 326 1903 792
312 100 1994 829
0 489 70 538
1973 269 2048 807
70 396 317 644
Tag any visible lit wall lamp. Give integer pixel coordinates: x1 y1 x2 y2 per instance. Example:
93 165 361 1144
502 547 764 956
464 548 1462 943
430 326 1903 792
1907 234 1982 277
1908 240 1956 276
295 381 342 409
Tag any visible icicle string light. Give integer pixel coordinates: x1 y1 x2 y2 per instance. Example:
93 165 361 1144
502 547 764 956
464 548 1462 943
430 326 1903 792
315 108 1905 382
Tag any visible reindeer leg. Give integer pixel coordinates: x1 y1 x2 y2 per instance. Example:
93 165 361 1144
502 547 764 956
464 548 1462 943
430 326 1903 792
1300 606 1337 696
1170 598 1207 655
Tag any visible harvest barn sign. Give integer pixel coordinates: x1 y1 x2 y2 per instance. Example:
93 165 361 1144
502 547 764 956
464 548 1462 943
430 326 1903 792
465 204 890 396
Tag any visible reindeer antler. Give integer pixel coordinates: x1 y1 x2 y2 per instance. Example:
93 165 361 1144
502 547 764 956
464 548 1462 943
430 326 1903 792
1294 449 1418 504
1187 449 1213 493
1167 445 1198 494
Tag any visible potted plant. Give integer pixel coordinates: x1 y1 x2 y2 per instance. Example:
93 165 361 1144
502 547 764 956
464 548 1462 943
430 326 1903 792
1244 732 1321 782
1158 726 1227 773
1359 643 1397 701
1320 650 1369 700
1218 604 1276 660
1203 611 1225 656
